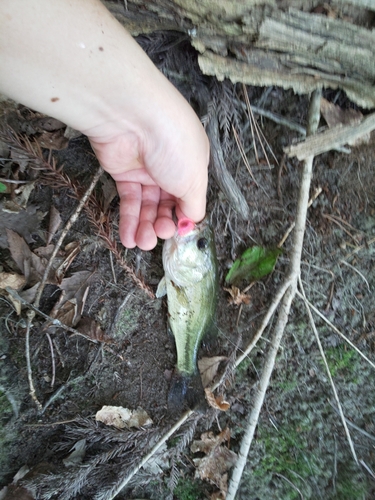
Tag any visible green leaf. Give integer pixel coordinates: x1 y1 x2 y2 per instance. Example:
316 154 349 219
0 182 7 193
225 246 282 285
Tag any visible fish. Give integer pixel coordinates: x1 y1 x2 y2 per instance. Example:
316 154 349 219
156 217 218 411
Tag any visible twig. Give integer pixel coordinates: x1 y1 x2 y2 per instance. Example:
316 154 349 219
0 178 30 184
33 165 103 309
360 460 375 480
275 473 304 500
295 290 375 370
45 331 56 387
340 259 371 293
232 124 258 185
298 277 358 464
242 84 275 167
25 310 42 411
109 250 117 284
322 213 360 244
284 110 375 161
227 88 322 500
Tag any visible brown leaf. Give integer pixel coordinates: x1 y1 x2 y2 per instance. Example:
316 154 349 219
19 282 40 304
55 242 80 282
49 271 93 326
320 98 370 146
0 272 26 291
198 356 227 388
75 317 112 343
47 206 62 244
50 296 77 327
192 429 237 497
6 229 47 286
0 203 45 249
224 286 251 306
320 97 363 128
204 388 230 412
33 244 57 259
95 406 153 429
34 129 69 150
100 174 118 213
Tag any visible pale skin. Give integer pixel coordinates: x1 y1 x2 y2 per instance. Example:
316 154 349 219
0 0 209 250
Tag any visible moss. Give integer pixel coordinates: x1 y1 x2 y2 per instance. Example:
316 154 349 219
323 344 360 378
174 478 205 500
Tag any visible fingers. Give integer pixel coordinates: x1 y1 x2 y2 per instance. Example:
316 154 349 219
177 172 208 224
118 182 167 250
154 192 176 240
135 185 160 250
118 181 142 248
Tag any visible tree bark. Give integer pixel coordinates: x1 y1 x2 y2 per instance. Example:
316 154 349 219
104 0 375 109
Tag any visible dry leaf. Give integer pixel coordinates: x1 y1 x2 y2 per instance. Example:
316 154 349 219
0 203 45 249
75 317 112 343
100 174 118 213
19 282 39 304
0 272 26 291
3 290 21 315
95 406 153 429
47 206 61 244
12 182 35 209
192 429 237 498
320 97 363 128
224 286 251 306
49 270 93 326
6 229 47 286
198 356 227 388
33 244 57 259
50 296 77 327
34 130 69 150
55 241 81 282
204 388 230 411
320 98 370 146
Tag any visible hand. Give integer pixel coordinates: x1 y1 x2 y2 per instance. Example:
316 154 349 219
0 0 209 251
87 90 209 251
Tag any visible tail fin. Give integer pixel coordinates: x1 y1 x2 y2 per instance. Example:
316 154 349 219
168 371 207 413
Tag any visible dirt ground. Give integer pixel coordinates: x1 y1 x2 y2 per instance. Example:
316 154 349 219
1 33 375 500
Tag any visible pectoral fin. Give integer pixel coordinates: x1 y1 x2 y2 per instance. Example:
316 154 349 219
156 276 167 298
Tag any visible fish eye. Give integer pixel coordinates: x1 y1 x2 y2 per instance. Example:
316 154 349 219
197 237 208 250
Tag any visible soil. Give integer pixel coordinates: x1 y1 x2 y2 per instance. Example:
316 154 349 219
1 32 375 500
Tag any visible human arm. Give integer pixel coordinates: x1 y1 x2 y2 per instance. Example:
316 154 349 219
0 0 209 250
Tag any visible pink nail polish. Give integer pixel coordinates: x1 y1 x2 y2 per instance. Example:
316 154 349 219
177 218 195 236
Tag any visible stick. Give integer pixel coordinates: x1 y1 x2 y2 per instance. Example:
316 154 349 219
25 310 42 411
284 111 375 161
33 165 103 309
226 88 322 500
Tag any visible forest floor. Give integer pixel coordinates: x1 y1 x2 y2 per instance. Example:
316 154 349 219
1 32 375 500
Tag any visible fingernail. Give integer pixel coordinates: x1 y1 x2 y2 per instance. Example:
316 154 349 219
177 218 195 236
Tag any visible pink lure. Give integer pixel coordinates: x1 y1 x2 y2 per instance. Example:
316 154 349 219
177 218 195 236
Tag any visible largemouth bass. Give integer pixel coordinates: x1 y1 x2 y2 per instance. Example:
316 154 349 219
156 218 218 410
